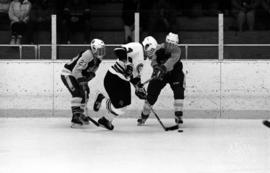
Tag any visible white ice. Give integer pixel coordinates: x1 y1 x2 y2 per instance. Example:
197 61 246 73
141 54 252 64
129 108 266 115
0 118 269 173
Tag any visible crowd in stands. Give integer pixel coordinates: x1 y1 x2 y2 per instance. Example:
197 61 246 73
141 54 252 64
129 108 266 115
1 0 270 44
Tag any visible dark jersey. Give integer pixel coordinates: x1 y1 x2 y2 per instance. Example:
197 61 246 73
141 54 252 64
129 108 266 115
62 49 101 79
151 43 181 72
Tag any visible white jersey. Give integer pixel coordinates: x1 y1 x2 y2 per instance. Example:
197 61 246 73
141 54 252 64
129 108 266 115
109 42 145 81
122 42 145 78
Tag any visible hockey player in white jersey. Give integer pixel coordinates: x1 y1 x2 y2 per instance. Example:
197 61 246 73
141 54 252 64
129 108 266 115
61 39 105 127
93 36 158 130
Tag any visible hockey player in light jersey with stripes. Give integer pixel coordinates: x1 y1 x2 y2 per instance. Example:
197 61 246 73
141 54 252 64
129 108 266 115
61 39 105 127
93 36 158 130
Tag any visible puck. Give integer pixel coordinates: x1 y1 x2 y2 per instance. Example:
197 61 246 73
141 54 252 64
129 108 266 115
178 129 183 133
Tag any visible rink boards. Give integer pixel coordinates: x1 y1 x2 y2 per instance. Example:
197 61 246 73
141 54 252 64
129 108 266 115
0 60 270 118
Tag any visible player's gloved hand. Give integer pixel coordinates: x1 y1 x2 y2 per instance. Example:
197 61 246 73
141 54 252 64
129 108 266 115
124 63 133 77
86 72 96 81
152 65 167 80
135 83 147 100
77 77 89 92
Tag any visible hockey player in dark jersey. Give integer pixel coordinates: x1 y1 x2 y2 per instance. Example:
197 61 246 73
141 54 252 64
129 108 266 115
137 32 185 127
61 39 105 127
93 36 158 130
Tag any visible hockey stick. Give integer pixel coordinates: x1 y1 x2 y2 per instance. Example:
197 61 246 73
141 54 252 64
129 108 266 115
85 91 100 127
149 106 179 131
263 120 270 128
141 78 179 131
142 76 155 86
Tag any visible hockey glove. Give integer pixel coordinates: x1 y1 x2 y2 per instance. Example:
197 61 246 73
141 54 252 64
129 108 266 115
152 65 167 80
135 83 147 100
86 72 96 81
77 77 90 92
80 72 96 82
124 63 133 77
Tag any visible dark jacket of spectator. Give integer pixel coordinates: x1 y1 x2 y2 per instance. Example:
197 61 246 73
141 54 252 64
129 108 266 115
0 0 10 13
262 0 270 13
151 0 178 32
122 0 139 26
232 0 260 12
61 0 91 43
63 0 90 19
0 0 11 29
30 0 55 25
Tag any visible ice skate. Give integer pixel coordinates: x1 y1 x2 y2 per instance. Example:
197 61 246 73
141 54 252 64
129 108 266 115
93 92 105 112
71 113 89 128
80 113 90 125
137 113 149 126
71 113 83 128
98 117 114 130
175 116 183 124
175 111 183 125
263 120 270 128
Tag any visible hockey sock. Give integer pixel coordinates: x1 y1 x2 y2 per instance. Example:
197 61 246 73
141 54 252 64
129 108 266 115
142 101 151 115
174 99 184 112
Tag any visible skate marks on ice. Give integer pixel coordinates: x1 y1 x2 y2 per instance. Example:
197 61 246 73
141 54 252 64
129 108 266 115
0 118 269 173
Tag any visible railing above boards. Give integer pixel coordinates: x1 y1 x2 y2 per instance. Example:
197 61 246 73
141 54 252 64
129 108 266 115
1 44 270 60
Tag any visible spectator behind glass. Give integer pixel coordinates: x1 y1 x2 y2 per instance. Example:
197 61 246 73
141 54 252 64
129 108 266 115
150 0 178 32
8 0 31 44
218 0 232 15
232 0 260 31
61 0 91 44
0 0 11 27
122 0 139 43
29 0 55 44
140 0 153 35
261 0 270 29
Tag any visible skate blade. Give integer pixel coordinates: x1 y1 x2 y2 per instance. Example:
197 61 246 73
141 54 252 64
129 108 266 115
82 121 90 125
137 122 146 126
137 119 146 126
98 123 114 130
70 123 83 128
93 92 102 112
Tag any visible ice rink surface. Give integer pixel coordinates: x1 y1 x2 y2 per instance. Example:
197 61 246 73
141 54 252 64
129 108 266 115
0 118 269 173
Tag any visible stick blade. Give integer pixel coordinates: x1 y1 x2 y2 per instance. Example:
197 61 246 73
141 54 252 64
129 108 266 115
165 125 179 131
87 116 100 127
263 120 270 128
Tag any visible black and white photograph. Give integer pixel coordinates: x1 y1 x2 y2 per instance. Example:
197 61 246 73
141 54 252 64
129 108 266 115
0 0 269 173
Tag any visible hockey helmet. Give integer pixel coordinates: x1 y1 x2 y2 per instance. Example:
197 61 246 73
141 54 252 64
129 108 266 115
165 32 179 45
90 38 106 59
142 36 158 58
165 32 179 50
